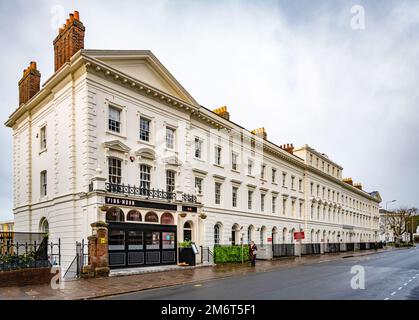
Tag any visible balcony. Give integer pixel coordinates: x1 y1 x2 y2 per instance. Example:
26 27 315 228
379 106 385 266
104 183 198 204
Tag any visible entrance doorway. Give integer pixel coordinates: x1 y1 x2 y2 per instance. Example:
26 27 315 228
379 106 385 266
183 222 192 242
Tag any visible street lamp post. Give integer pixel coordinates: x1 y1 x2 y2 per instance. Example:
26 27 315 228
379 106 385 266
385 200 396 211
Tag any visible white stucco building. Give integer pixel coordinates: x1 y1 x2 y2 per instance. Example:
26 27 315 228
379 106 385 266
5 12 381 271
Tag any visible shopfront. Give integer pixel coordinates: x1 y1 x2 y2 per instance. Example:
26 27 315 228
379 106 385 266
105 196 179 269
108 222 177 268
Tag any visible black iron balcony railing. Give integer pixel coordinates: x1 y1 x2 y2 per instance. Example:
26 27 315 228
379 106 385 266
104 183 197 203
182 193 197 204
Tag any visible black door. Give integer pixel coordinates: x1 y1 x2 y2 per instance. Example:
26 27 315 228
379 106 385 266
108 222 177 269
232 230 236 245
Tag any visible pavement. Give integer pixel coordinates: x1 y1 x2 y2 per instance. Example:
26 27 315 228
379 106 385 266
0 246 413 300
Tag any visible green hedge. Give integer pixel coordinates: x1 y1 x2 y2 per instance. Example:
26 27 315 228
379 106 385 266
213 245 250 264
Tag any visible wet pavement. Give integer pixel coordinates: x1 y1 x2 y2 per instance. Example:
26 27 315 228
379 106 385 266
0 248 396 300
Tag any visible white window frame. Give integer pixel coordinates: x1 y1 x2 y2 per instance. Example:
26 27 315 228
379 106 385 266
108 157 122 185
140 164 151 190
139 117 151 142
40 170 47 197
166 127 176 150
215 182 222 204
194 137 203 159
248 159 253 176
231 152 238 171
108 105 122 133
214 145 222 166
195 177 203 193
261 193 265 212
40 125 47 151
248 190 253 210
166 170 176 193
232 186 238 207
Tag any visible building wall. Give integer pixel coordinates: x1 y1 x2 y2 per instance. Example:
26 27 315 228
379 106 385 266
10 56 381 271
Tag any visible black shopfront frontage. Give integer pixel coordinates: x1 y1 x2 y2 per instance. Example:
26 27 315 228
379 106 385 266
105 196 181 269
108 222 177 269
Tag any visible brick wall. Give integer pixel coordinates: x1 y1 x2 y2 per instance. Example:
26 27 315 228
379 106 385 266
53 11 85 72
0 267 53 288
18 61 41 106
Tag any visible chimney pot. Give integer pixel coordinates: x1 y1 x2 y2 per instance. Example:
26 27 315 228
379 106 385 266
18 61 41 105
54 10 85 71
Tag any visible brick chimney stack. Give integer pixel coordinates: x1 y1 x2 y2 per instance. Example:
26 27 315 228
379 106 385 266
280 143 294 154
53 10 85 72
213 106 230 120
18 61 41 106
251 128 267 140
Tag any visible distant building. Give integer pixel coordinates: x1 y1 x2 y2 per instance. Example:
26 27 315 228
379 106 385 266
379 209 395 242
0 221 14 232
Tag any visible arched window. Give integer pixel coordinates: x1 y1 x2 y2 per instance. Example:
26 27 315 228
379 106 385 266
260 226 266 247
145 212 158 223
161 212 174 225
127 210 142 222
248 225 254 243
106 207 124 222
184 221 192 241
272 227 277 245
39 218 49 233
231 224 239 245
214 224 220 245
290 228 295 243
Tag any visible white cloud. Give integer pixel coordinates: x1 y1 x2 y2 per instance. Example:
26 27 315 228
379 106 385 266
1 0 418 220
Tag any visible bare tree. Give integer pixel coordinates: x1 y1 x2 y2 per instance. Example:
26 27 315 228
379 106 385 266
385 207 418 244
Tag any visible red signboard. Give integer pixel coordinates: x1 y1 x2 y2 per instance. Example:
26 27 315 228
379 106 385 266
294 231 305 240
267 237 272 242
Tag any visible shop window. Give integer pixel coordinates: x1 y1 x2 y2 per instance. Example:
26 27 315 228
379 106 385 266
162 232 175 249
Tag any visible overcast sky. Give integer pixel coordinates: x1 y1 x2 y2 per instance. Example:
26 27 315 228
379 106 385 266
1 0 418 221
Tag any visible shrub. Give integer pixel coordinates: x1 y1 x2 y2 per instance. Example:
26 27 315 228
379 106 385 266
213 245 250 264
414 235 419 243
179 240 192 248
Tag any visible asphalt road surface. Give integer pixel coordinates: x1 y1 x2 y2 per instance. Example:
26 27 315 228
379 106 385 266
103 246 419 300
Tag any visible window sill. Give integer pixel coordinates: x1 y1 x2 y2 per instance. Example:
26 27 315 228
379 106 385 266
213 163 224 169
138 139 154 147
246 174 255 179
106 130 126 139
260 178 267 183
231 169 240 174
39 148 47 155
272 182 278 186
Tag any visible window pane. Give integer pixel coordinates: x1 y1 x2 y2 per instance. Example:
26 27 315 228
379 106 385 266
166 128 175 149
109 230 125 251
146 232 160 249
128 231 143 250
139 117 150 141
166 170 175 193
109 107 121 133
162 232 175 249
109 158 122 184
140 165 151 191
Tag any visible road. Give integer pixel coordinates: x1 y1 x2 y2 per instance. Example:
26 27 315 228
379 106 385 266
103 246 419 300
